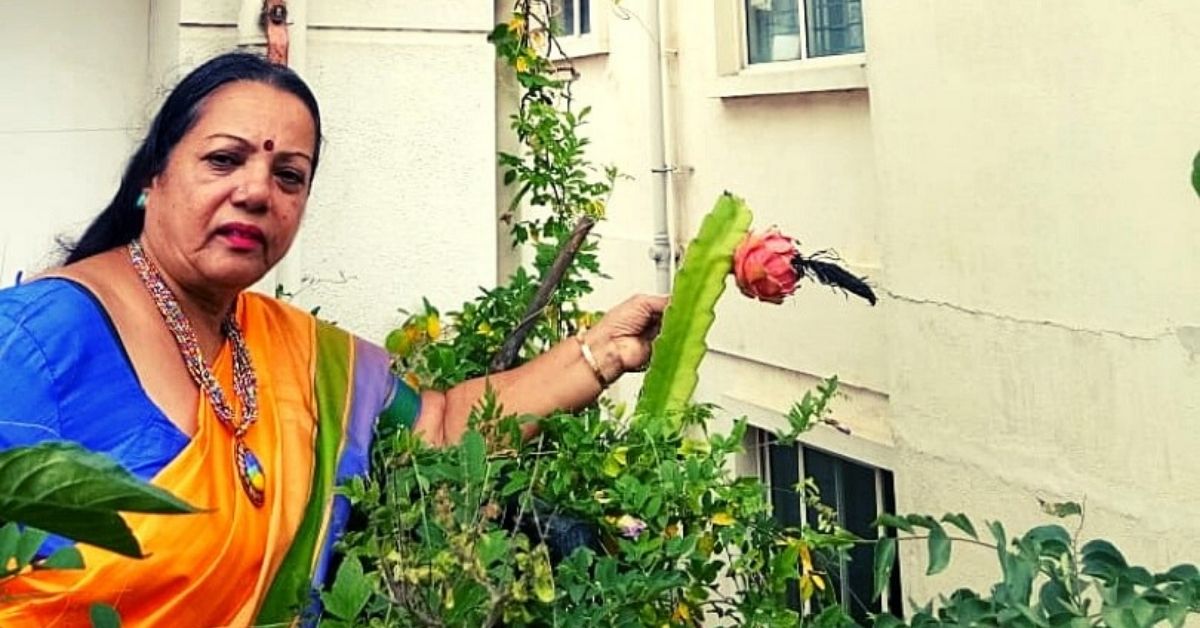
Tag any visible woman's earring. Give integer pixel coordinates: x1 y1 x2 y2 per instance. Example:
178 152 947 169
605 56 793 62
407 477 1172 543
135 191 148 210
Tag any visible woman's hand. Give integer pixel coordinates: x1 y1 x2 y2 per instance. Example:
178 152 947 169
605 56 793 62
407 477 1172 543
420 294 669 446
581 294 668 383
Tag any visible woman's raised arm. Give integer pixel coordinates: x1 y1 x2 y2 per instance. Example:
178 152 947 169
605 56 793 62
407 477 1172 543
412 294 666 446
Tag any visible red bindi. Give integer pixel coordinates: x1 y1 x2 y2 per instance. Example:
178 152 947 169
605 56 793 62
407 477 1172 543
263 139 275 151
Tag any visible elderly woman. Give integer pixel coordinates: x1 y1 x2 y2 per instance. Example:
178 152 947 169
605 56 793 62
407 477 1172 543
0 52 663 626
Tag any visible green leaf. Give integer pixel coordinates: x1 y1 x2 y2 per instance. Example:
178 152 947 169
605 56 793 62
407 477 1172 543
941 513 978 539
89 603 122 628
1023 525 1072 558
14 526 48 569
988 520 1009 577
531 545 555 603
927 523 951 575
1165 564 1199 581
0 521 19 572
1192 149 1200 199
461 430 487 485
873 616 906 628
988 520 1007 546
38 545 85 570
1082 540 1128 580
905 514 940 530
321 556 371 620
0 443 198 558
636 193 753 420
1038 579 1072 616
1122 566 1154 587
1166 601 1189 627
873 537 897 601
1101 608 1140 628
874 513 914 533
477 531 508 566
1037 498 1082 519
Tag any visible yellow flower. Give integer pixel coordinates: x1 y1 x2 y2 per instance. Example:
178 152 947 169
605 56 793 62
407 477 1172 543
800 574 814 600
507 14 526 35
385 328 412 357
601 446 629 477
671 601 692 623
711 512 735 527
799 542 814 573
515 56 529 73
425 315 441 339
477 321 493 336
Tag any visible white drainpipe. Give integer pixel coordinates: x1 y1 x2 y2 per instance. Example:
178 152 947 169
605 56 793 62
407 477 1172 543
237 0 309 298
645 0 676 293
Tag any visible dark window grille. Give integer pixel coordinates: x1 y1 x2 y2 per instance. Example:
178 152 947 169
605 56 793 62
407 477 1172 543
758 432 902 623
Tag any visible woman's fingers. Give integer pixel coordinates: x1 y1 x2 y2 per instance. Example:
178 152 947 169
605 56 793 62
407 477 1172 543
585 294 669 377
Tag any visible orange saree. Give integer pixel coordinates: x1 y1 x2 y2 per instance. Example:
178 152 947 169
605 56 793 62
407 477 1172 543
0 292 418 626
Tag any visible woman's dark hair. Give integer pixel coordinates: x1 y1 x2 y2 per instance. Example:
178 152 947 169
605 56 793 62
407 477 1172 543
64 52 322 264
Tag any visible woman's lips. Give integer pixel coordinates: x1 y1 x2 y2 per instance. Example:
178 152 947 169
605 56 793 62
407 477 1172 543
216 223 265 251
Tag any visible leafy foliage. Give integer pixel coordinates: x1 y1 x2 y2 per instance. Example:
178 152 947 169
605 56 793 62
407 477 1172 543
0 442 197 558
387 1 617 391
330 383 856 626
344 5 1200 628
0 522 83 580
0 443 196 626
871 505 1200 627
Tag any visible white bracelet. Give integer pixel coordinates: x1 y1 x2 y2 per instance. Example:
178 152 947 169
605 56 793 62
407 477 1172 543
575 332 610 389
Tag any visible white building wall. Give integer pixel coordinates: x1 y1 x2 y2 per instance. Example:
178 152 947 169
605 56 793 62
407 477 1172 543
0 0 151 281
869 0 1200 599
500 0 1200 607
1 0 498 346
167 0 498 343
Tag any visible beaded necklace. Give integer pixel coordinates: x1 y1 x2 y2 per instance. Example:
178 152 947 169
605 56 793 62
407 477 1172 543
127 240 266 507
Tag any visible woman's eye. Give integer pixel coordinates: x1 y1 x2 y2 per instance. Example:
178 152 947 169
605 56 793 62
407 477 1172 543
205 152 241 169
276 169 307 187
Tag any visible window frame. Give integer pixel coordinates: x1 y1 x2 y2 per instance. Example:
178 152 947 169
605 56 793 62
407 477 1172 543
549 0 609 59
712 0 868 98
747 428 903 621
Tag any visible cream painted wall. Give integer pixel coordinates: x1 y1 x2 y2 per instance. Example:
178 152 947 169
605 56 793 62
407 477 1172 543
167 0 498 344
497 0 1200 611
868 0 1200 601
0 0 498 346
0 0 150 282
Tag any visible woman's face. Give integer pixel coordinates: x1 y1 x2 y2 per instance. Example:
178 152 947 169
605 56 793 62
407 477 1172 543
142 80 317 294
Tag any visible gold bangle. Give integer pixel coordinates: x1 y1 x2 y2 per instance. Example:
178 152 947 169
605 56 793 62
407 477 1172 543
575 332 609 389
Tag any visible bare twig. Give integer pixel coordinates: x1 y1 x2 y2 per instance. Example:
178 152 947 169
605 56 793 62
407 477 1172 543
489 215 596 372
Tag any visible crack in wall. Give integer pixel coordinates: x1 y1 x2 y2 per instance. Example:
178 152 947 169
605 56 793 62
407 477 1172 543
883 289 1181 344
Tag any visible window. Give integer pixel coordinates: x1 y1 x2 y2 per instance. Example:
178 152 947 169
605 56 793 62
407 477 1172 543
746 0 864 64
750 428 901 623
547 0 608 58
712 0 868 97
552 0 591 38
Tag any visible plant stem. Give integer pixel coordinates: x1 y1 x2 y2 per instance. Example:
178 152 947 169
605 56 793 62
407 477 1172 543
490 215 596 372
